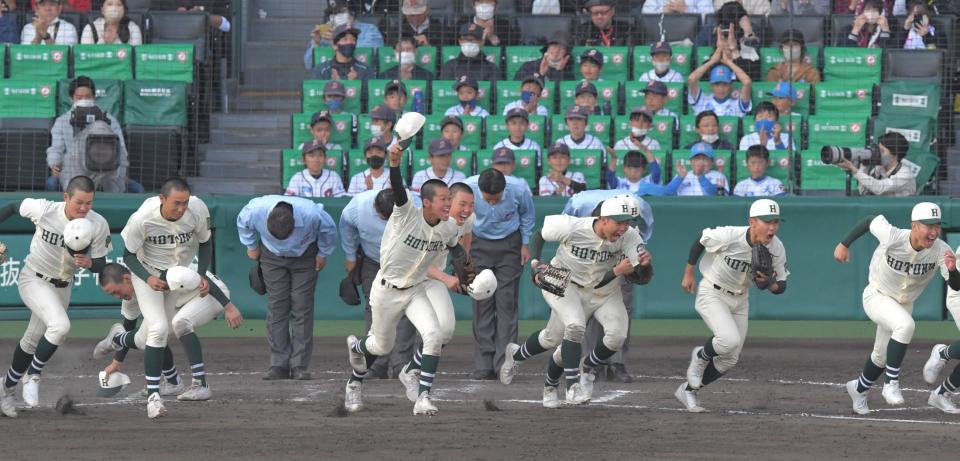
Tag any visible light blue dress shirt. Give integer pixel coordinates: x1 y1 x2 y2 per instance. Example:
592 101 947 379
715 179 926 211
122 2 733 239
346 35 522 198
562 189 655 242
237 195 337 258
464 175 536 244
339 189 421 263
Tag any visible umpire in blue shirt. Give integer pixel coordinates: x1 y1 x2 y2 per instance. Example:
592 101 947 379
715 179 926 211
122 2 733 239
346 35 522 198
465 166 535 379
339 188 418 378
238 195 337 381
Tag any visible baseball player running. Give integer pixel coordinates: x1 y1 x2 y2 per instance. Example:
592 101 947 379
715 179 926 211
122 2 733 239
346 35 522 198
92 263 242 402
0 176 111 418
677 199 788 413
119 177 216 419
344 138 467 415
836 202 960 415
922 260 960 414
499 196 653 407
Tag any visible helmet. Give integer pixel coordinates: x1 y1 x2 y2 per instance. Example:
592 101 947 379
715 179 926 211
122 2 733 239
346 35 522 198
63 218 95 254
166 266 202 292
468 269 497 301
97 371 131 397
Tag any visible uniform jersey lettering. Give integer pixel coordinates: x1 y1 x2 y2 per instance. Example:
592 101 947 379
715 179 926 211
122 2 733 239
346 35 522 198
885 255 936 276
402 234 446 253
723 255 752 273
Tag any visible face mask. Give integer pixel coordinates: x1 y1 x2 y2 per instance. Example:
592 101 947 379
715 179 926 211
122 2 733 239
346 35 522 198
521 90 536 104
398 51 415 66
461 42 480 58
326 99 343 112
864 11 879 24
653 61 670 73
755 119 776 134
782 46 801 61
370 124 383 138
475 3 495 20
338 43 356 58
332 13 351 27
701 133 719 143
367 156 385 169
103 6 124 21
460 97 476 108
73 99 96 108
631 127 648 137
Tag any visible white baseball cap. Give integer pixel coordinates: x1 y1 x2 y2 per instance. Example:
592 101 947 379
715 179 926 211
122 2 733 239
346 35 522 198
63 218 94 252
166 266 202 291
749 199 783 222
912 202 943 225
600 196 636 222
468 269 497 301
610 194 641 218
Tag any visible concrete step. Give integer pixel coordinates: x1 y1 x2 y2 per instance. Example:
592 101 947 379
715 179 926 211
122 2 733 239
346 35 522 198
247 17 324 42
187 177 281 196
241 66 311 93
231 93 301 112
209 112 291 130
243 41 311 67
199 144 283 163
198 160 280 180
209 127 289 146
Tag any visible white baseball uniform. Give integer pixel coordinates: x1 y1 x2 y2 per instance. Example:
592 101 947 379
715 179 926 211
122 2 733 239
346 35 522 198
945 245 960 330
121 196 212 348
285 169 346 198
695 226 788 372
121 272 231 349
423 214 475 345
538 171 587 197
17 199 111 351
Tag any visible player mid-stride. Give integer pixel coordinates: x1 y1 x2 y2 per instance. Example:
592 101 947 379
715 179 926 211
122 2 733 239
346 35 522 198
499 195 653 408
0 176 112 418
837 203 960 415
677 199 788 413
923 257 960 414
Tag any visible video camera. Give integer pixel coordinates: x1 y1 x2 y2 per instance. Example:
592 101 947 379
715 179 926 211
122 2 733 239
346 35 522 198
69 105 109 132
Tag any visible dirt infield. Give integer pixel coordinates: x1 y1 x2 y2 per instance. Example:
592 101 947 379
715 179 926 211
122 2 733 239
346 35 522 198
3 335 960 460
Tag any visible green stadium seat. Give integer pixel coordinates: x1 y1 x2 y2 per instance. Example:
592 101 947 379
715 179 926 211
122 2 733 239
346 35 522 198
613 115 674 151
422 114 483 151
758 46 820 78
313 46 375 70
503 46 542 79
368 79 428 113
906 151 940 192
377 45 437 75
476 149 537 189
58 79 123 122
73 44 133 81
356 115 376 148
632 45 693 79
572 46 629 82
282 148 345 189
872 113 936 154
410 149 474 180
123 79 188 190
559 80 620 115
495 80 557 114
291 113 354 149
734 150 793 184
878 81 940 120
430 79 492 115
551 115 612 145
799 150 853 192
813 81 873 118
565 149 604 189
823 47 882 84
8 45 69 80
806 115 867 150
611 149 669 184
0 45 5 79
485 114 547 149
441 46 502 71
751 81 811 117
301 80 362 114
0 79 58 118
678 115 739 149
624 81 683 116
123 80 188 127
134 44 195 83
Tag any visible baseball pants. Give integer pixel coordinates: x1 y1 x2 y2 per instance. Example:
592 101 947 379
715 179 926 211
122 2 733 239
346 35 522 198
123 278 229 349
583 281 633 365
424 279 457 345
471 231 522 372
863 285 916 367
131 274 178 348
539 281 628 353
695 279 749 373
18 271 73 353
360 255 416 374
947 291 960 330
365 273 442 357
260 244 319 371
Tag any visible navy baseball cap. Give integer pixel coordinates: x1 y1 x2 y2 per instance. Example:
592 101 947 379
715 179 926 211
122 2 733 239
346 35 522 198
689 142 714 159
580 48 604 66
521 74 545 91
564 105 588 120
364 137 387 152
301 139 327 156
492 147 515 164
651 41 673 55
629 107 653 121
310 110 333 126
454 75 479 91
428 138 454 156
575 81 597 97
332 24 360 43
369 104 397 123
506 107 529 122
440 115 463 131
323 80 346 97
548 143 570 157
642 81 668 96
459 22 484 40
385 79 407 96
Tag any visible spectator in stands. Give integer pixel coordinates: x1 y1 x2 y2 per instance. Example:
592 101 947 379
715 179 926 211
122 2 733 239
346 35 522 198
298 111 344 151
493 108 543 158
379 37 433 80
642 0 715 15
573 81 613 116
842 0 894 48
322 81 349 115
688 47 753 117
48 76 129 193
843 0 897 15
489 146 519 178
642 81 679 121
556 105 605 150
696 2 761 78
285 141 346 198
538 143 586 196
768 82 802 118
738 102 796 151
579 48 605 81
836 132 917 196
173 1 231 33
615 108 662 151
381 0 443 47
901 0 945 49
347 138 390 195
577 0 632 46
668 142 730 195
733 145 786 197
439 23 501 81
440 115 471 151
30 0 89 12
22 0 78 45
411 138 467 191
305 0 383 70
606 150 666 195
457 0 518 47
0 1 19 44
685 110 735 150
638 42 684 83
368 104 396 145
765 29 821 84
80 0 142 45
444 75 491 118
310 25 374 81
502 75 550 117
382 80 407 116
513 31 574 82
713 0 769 14
772 0 830 14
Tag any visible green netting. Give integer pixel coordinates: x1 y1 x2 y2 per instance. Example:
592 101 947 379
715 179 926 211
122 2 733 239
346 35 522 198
624 81 683 116
612 115 674 150
282 148 344 188
367 79 428 113
73 44 133 81
823 47 882 84
476 149 537 189
0 79 58 118
485 114 547 148
879 81 941 120
313 46 375 70
410 149 474 178
632 45 692 78
503 46 543 79
123 79 188 126
758 47 820 77
134 44 194 83
872 113 935 154
8 44 69 79
377 45 437 75
734 150 792 183
551 115 611 144
566 149 604 189
814 81 873 118
301 79 362 114
806 115 867 149
430 79 492 115
422 114 483 151
751 81 811 117
559 80 620 114
611 149 669 184
572 46 629 81
677 114 739 148
58 78 123 122
291 113 354 149
799 150 852 190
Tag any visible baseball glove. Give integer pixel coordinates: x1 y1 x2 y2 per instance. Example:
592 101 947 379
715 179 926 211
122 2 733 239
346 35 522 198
751 244 774 289
0 241 7 263
451 250 477 294
531 259 571 297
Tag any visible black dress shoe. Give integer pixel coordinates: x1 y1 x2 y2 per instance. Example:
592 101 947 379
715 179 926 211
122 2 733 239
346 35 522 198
291 367 312 380
263 366 290 380
609 363 633 383
471 369 496 380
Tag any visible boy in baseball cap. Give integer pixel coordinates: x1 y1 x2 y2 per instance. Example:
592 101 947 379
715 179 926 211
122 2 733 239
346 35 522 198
501 75 549 117
444 75 490 118
322 81 349 115
687 48 752 117
639 41 684 83
439 115 471 152
411 138 466 191
579 48 604 81
347 138 390 195
667 142 730 196
614 107 662 152
539 143 587 197
286 140 346 198
606 150 668 196
556 106 604 150
383 79 408 115
300 111 344 152
733 145 786 198
767 82 800 119
641 81 678 120
573 81 602 115
493 108 543 159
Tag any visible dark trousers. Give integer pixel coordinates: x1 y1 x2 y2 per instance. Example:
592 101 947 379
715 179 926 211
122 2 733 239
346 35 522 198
260 243 319 370
583 280 633 364
360 255 416 375
471 231 522 372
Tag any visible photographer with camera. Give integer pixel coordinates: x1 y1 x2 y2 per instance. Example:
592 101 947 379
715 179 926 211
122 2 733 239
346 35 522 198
832 132 916 196
47 76 129 193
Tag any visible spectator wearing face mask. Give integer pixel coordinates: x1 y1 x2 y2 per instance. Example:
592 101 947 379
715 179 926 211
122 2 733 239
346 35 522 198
310 25 374 81
81 0 142 45
501 75 550 116
379 37 433 80
765 29 820 83
457 0 518 47
842 0 895 48
685 110 735 150
901 0 945 49
638 41 685 83
614 108 661 152
513 31 574 82
381 0 443 47
737 101 796 151
304 0 383 70
444 75 491 118
439 23 501 82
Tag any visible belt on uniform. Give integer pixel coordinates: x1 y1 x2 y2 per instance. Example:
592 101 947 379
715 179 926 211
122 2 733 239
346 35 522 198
712 284 741 296
380 279 411 291
36 272 70 288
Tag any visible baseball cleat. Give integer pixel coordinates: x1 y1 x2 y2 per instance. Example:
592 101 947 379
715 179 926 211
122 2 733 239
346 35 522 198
882 380 904 406
160 380 187 397
344 381 363 413
924 344 949 385
928 389 960 414
846 379 871 415
398 363 420 403
674 382 706 413
578 370 596 402
177 380 212 401
21 374 39 407
686 347 709 390
413 391 438 415
542 386 561 409
346 335 367 374
0 385 17 418
93 323 125 359
147 393 167 419
499 343 521 385
564 383 590 406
